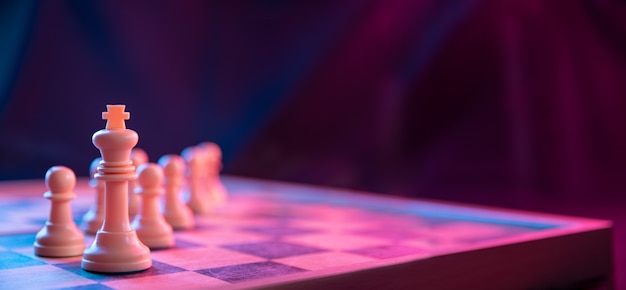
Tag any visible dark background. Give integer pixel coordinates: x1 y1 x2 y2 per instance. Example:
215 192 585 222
1 0 625 287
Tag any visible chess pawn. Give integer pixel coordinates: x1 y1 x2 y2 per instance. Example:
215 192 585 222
34 166 85 257
132 163 174 249
183 147 212 215
159 154 195 230
198 142 222 170
199 142 227 205
129 148 148 219
81 158 104 234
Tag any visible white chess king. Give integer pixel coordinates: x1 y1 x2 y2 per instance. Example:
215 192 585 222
81 105 152 273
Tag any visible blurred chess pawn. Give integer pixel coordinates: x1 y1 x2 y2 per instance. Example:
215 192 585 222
183 146 212 215
81 158 104 235
34 166 85 257
129 148 148 219
131 163 174 249
198 142 227 205
159 154 195 230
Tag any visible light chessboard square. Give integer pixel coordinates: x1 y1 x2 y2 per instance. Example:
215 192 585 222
150 247 266 271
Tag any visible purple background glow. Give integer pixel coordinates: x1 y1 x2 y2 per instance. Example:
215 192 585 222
1 0 625 286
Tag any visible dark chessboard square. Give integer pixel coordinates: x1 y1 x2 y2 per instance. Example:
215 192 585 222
249 212 301 219
0 251 46 270
172 238 204 249
221 241 326 259
192 223 218 230
196 261 306 283
351 229 423 240
55 260 186 282
55 284 114 290
0 233 36 248
239 226 319 237
349 245 426 259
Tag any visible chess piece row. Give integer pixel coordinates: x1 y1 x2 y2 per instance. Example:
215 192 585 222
34 143 227 257
34 104 226 274
83 143 226 229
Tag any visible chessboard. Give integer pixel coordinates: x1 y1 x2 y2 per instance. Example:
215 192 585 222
0 176 613 290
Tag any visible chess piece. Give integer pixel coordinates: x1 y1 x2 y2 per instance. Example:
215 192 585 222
129 148 148 219
132 163 174 249
82 105 151 273
81 158 105 235
158 154 195 230
198 142 227 205
183 147 211 214
34 166 85 257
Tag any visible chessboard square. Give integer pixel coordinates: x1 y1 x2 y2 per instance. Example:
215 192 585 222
199 214 288 228
0 222 41 235
248 210 301 219
171 238 204 249
238 226 319 237
0 265 96 289
55 260 185 282
55 284 112 290
283 233 390 251
196 261 306 283
351 228 424 241
13 247 83 265
0 200 39 211
212 206 280 220
0 233 36 248
274 251 376 271
400 238 462 252
54 262 111 281
288 219 374 232
221 241 326 259
349 245 429 259
0 201 48 222
150 247 266 270
174 229 272 246
300 207 373 222
184 222 218 231
0 250 46 270
102 271 230 289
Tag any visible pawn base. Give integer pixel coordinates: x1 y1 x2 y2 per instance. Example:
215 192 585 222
133 218 175 249
81 230 151 273
34 223 85 257
34 242 85 258
186 196 212 215
137 234 174 249
164 206 195 231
